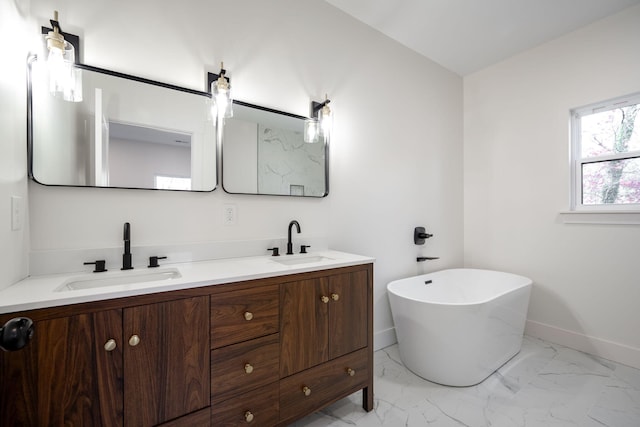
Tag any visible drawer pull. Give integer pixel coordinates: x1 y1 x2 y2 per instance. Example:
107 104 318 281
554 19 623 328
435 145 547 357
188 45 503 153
302 386 311 396
331 293 340 301
128 335 140 347
320 295 329 304
244 411 254 423
104 339 117 352
347 368 356 377
244 363 254 374
244 311 254 321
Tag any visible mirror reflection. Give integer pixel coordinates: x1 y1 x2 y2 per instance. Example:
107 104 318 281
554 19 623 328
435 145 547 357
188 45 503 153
28 58 217 191
222 101 328 197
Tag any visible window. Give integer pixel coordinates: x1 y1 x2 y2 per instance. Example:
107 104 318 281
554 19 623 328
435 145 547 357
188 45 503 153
571 93 640 211
155 175 192 191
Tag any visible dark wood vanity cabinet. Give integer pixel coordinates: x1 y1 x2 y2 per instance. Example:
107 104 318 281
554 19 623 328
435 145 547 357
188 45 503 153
278 268 373 425
123 297 210 426
280 269 369 377
0 309 124 426
210 284 281 426
0 296 210 427
209 264 373 426
0 263 373 427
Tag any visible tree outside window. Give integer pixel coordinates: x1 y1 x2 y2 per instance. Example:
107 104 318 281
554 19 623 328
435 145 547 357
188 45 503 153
572 94 640 209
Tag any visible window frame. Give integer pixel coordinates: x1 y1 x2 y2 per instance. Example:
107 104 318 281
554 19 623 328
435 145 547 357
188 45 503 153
570 92 640 212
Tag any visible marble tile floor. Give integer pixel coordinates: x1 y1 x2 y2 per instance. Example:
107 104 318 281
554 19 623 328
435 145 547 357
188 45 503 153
292 336 640 427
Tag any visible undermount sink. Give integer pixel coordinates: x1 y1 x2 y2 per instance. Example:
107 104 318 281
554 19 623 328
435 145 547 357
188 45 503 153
57 268 182 292
272 255 333 266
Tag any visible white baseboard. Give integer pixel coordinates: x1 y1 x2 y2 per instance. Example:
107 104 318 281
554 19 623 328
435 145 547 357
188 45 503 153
525 320 640 370
374 327 397 351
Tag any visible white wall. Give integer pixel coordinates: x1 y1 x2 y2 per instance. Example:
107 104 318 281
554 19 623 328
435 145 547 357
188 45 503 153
109 139 191 189
464 6 640 368
20 0 463 348
0 0 30 291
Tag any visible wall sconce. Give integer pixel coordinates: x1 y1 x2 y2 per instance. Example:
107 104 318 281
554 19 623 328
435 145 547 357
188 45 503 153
304 95 332 143
208 62 233 121
42 10 82 102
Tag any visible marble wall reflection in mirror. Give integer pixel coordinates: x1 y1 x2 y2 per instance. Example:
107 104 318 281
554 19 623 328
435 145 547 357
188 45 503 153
28 57 217 191
222 101 328 197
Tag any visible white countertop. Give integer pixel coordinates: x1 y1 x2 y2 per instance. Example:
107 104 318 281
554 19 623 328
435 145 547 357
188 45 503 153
0 250 374 314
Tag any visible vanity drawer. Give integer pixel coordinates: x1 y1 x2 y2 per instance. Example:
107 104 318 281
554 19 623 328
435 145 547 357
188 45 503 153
279 348 369 423
211 334 279 404
211 382 279 427
211 284 279 348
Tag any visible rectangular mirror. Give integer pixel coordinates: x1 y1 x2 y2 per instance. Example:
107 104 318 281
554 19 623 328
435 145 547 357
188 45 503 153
28 57 217 192
222 101 329 197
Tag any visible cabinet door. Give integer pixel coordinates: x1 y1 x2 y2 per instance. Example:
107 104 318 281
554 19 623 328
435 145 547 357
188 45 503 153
328 270 369 359
124 296 209 427
0 310 123 427
280 278 329 377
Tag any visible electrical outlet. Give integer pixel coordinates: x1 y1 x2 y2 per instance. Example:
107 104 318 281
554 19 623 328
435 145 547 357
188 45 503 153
11 196 23 231
223 204 237 225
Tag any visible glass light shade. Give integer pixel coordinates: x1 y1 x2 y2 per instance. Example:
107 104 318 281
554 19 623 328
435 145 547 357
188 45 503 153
45 33 82 102
318 104 332 142
304 118 319 143
211 76 233 119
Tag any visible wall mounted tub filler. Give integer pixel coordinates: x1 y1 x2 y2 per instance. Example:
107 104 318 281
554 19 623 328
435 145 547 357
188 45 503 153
286 220 301 255
121 222 133 270
414 227 434 245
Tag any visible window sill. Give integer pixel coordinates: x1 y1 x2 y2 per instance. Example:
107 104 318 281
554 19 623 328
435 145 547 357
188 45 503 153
559 211 640 225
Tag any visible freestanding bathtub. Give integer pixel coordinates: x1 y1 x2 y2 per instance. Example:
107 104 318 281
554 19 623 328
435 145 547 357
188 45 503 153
387 268 532 386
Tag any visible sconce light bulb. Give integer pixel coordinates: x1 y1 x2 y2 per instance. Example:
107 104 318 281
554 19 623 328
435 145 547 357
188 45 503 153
46 28 65 53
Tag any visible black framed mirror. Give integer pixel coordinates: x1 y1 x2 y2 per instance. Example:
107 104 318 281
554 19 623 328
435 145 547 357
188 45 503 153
222 100 329 197
27 56 217 192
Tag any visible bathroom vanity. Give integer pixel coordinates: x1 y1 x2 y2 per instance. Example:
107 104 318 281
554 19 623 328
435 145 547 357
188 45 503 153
0 252 373 426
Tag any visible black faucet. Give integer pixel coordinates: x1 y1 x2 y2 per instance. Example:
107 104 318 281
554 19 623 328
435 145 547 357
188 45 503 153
121 222 133 270
286 220 301 255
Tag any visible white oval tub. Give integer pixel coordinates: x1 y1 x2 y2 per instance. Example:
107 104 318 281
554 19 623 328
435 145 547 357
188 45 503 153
387 268 532 386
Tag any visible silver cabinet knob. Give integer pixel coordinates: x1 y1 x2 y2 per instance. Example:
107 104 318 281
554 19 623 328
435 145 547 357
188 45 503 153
128 334 141 347
104 339 117 352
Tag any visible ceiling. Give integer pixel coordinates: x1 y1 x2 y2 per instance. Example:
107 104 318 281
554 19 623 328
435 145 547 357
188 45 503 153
324 0 640 76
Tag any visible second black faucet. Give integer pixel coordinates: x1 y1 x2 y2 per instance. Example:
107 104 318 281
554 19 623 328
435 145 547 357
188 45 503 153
286 220 301 255
122 222 133 270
